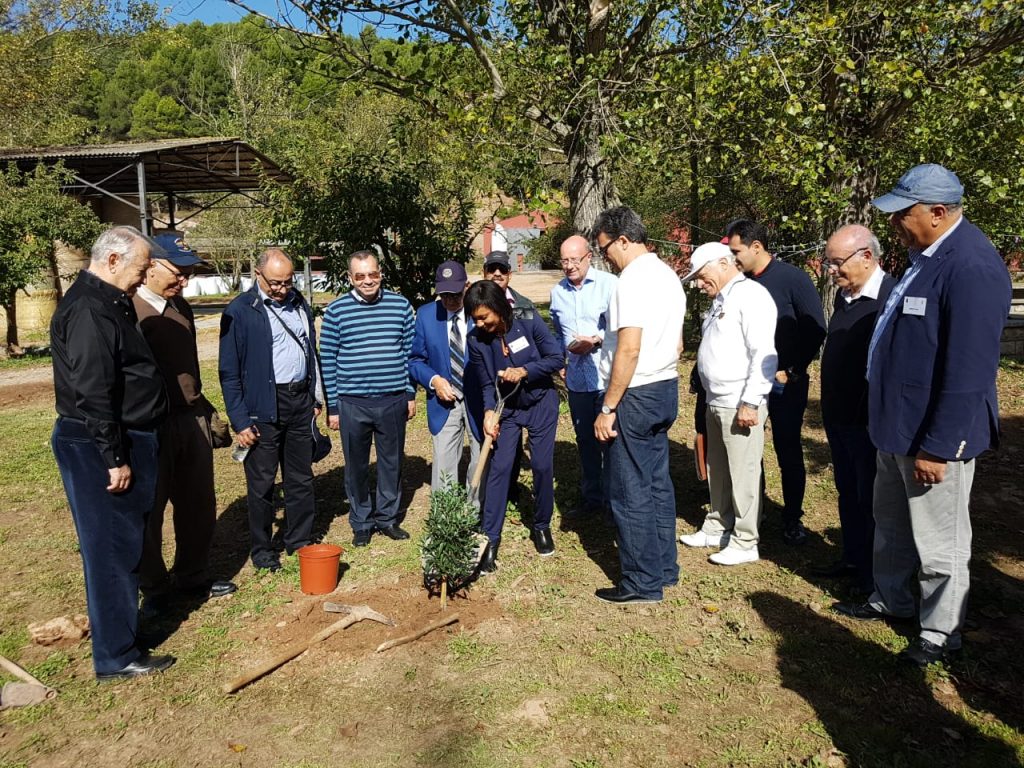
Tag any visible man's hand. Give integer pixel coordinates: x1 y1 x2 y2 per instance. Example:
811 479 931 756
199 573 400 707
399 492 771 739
914 450 947 485
559 367 566 381
736 404 759 428
107 465 132 493
498 366 528 384
568 336 596 356
314 405 322 418
483 409 500 439
774 370 789 385
595 412 618 442
431 375 457 403
328 415 340 431
407 400 417 421
236 426 259 447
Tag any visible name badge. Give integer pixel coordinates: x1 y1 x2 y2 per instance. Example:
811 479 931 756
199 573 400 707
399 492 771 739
508 336 530 354
903 296 927 316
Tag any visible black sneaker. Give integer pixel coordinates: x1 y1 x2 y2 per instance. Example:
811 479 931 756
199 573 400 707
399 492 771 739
783 521 808 546
252 554 281 572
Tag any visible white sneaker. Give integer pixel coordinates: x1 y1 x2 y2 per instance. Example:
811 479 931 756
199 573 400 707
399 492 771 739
679 530 730 549
708 546 759 566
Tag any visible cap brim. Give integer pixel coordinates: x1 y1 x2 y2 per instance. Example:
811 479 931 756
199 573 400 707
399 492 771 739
165 253 205 268
871 191 918 213
435 280 465 294
681 265 702 283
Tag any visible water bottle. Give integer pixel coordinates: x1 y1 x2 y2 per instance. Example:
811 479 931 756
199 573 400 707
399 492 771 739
231 443 250 463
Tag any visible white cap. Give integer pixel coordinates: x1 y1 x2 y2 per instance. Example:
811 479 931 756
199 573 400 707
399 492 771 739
682 242 733 282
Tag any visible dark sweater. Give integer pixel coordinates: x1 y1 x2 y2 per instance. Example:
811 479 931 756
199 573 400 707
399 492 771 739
750 258 827 375
134 294 203 410
820 272 896 425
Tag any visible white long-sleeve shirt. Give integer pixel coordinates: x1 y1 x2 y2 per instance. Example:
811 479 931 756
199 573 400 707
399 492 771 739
697 274 778 408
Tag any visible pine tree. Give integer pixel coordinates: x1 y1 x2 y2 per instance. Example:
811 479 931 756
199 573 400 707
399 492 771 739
421 476 480 610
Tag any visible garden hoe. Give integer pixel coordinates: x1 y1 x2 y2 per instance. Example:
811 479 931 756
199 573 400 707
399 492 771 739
223 604 394 694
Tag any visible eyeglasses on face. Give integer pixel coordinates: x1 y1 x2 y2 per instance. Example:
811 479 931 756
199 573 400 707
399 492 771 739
156 260 190 282
256 269 294 289
560 254 591 267
484 264 510 275
351 271 381 282
825 246 867 272
438 292 462 299
597 238 617 258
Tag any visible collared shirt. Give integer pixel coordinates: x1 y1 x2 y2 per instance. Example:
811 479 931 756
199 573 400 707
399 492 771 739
260 285 309 384
867 216 963 376
135 284 168 315
51 270 169 468
697 273 778 408
549 267 617 392
842 264 886 303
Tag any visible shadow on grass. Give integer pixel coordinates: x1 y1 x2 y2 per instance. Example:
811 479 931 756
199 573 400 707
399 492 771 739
750 591 1021 767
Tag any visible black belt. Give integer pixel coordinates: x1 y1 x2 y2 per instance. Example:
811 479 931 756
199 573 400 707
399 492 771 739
275 381 309 395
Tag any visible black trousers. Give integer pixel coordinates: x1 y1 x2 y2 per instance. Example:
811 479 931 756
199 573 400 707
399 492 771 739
767 375 809 525
244 387 316 560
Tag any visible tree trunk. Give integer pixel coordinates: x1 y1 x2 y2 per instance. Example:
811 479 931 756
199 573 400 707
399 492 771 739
3 297 19 352
565 115 620 234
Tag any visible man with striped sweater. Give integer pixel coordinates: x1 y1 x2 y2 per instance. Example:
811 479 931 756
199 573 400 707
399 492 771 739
321 250 416 547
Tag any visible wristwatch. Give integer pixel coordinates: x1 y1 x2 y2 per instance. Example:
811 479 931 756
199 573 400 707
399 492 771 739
601 403 616 415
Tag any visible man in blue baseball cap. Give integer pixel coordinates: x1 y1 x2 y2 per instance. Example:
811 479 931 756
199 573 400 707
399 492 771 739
134 232 236 617
832 165 1011 667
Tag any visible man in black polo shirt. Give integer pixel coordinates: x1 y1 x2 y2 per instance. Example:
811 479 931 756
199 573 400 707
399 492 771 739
727 219 827 546
816 224 896 593
50 226 173 680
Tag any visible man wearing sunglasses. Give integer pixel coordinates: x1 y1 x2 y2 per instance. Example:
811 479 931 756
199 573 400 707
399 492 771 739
833 164 1011 667
484 250 535 319
219 248 324 572
133 233 237 612
815 225 895 595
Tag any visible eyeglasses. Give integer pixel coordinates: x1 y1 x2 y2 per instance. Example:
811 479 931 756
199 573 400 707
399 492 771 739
156 260 190 282
351 271 381 282
256 269 294 289
825 247 868 272
484 264 510 275
438 292 462 300
597 238 617 258
559 254 591 267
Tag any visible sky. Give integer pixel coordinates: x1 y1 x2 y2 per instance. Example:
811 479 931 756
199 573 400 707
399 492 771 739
163 0 289 25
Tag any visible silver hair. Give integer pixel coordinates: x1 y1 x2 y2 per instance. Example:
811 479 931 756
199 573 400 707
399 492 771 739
90 226 148 265
864 232 883 260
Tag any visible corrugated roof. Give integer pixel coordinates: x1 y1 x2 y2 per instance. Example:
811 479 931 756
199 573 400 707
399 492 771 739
0 137 291 193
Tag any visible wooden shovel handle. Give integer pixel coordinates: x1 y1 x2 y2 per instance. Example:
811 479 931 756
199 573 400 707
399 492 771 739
470 433 495 491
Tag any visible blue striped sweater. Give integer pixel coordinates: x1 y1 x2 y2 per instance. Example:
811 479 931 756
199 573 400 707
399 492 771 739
320 290 415 415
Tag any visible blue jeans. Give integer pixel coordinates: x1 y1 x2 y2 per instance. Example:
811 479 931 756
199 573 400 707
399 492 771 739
567 389 609 508
767 374 809 525
824 421 877 589
607 378 679 598
52 418 159 674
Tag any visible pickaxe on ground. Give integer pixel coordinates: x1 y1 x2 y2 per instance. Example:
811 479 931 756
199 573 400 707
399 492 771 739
223 604 394 694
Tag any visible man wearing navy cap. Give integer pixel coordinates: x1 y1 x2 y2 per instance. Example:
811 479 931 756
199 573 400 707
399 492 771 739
410 260 485 500
833 164 1012 667
484 250 535 319
133 233 236 612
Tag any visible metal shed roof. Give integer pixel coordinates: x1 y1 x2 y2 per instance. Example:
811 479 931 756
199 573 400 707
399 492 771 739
0 137 291 195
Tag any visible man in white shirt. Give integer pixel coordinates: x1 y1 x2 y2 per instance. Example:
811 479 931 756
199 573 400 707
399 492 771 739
680 242 778 566
592 207 686 604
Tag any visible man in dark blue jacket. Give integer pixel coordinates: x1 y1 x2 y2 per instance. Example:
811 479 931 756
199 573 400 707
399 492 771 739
833 164 1011 667
219 248 323 571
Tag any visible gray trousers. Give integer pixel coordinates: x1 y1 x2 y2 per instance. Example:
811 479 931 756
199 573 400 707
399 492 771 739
432 399 484 506
701 404 766 551
869 451 974 649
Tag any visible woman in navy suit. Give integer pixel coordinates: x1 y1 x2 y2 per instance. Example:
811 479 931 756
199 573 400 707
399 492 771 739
465 279 563 572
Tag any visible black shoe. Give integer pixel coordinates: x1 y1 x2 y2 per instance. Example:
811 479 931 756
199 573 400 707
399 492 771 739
96 653 176 681
376 524 410 541
480 540 499 573
811 560 858 578
831 601 907 622
900 637 954 667
530 528 555 556
352 529 372 547
594 586 661 605
252 554 281 572
783 521 808 546
178 580 238 599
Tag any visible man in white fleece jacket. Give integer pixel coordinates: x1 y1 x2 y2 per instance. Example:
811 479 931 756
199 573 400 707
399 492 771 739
680 242 778 565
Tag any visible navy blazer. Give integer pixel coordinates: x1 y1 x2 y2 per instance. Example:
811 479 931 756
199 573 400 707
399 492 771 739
468 313 563 413
219 285 321 432
409 300 483 441
868 218 1011 461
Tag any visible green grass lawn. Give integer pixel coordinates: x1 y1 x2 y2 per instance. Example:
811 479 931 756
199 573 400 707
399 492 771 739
0 359 1022 768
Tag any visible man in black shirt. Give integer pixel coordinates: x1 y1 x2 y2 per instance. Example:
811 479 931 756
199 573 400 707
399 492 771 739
50 226 173 681
727 219 827 546
816 225 896 593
